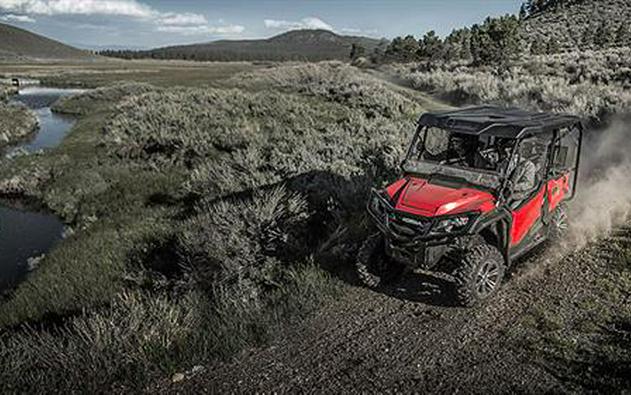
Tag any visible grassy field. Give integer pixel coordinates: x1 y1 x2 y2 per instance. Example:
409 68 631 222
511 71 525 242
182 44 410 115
0 60 446 392
0 59 266 88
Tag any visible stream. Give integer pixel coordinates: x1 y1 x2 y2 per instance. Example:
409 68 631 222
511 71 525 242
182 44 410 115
0 87 82 293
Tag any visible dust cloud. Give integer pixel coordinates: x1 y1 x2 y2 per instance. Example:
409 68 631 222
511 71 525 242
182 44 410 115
568 117 631 246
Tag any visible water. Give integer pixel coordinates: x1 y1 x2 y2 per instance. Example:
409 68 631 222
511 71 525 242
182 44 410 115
0 204 64 291
0 87 81 293
9 87 82 154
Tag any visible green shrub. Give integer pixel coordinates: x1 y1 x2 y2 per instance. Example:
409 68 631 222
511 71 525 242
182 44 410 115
178 187 310 300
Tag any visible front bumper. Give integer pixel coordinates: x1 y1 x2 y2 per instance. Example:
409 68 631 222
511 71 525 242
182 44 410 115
367 189 470 269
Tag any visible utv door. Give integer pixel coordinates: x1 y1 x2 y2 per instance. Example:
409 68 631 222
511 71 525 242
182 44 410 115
546 126 581 212
508 135 552 247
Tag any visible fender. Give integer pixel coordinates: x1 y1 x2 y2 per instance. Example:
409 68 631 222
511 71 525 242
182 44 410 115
469 208 512 265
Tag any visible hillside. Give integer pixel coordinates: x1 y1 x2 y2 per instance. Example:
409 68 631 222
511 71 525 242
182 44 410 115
102 30 386 62
520 0 631 51
0 23 94 61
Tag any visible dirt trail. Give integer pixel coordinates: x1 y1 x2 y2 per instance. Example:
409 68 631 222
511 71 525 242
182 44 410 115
163 233 616 393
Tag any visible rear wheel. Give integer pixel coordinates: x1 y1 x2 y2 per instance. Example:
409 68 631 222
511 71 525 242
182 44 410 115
452 241 505 307
548 203 569 242
356 233 403 288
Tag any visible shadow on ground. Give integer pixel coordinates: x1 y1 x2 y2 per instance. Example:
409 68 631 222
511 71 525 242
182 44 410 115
380 270 458 307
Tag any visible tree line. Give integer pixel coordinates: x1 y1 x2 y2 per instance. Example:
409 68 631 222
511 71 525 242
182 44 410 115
518 0 586 19
350 1 631 66
357 15 521 67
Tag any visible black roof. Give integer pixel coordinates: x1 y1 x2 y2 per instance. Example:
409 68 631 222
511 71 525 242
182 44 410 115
419 105 582 138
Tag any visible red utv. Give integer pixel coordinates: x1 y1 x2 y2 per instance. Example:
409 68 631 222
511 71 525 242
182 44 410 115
357 106 583 306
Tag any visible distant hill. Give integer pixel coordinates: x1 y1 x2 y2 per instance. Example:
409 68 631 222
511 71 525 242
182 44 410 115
520 0 631 52
0 23 95 61
101 30 387 62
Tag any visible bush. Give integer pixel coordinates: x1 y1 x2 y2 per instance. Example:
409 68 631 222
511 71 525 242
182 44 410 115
178 187 311 301
0 291 200 393
0 103 38 148
229 62 420 119
0 264 340 393
397 49 631 120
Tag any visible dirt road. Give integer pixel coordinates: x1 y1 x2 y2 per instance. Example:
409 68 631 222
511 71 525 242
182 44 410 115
162 226 626 393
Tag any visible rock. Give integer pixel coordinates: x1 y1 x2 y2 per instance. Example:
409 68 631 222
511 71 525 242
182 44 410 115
171 373 185 383
189 365 205 376
62 226 75 239
27 254 44 271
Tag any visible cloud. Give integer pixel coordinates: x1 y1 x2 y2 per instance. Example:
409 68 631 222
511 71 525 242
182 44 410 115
157 12 207 26
0 0 154 18
341 27 380 37
157 24 245 36
0 12 35 22
264 17 333 32
0 0 245 36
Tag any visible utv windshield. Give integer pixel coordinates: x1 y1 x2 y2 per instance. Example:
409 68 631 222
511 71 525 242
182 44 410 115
403 126 510 190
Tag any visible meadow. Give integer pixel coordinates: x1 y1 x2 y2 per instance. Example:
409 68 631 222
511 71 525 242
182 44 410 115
0 61 445 392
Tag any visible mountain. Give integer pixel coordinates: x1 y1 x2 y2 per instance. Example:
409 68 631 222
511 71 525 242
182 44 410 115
520 0 631 51
0 23 95 61
104 30 386 62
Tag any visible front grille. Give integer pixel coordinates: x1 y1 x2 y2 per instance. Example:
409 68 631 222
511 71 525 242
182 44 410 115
387 213 432 243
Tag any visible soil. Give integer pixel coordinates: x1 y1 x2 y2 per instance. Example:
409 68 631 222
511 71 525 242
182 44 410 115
159 232 620 393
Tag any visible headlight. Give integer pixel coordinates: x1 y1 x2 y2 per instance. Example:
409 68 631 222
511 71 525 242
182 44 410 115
430 216 470 235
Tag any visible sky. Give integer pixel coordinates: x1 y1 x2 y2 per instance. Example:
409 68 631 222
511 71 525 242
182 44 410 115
0 0 524 49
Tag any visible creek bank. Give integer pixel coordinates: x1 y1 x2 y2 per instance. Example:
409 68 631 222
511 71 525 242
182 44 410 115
0 87 83 293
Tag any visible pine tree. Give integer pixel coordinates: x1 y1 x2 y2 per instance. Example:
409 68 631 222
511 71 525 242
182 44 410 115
443 28 472 61
470 15 520 67
384 35 419 62
526 0 536 14
519 4 528 20
417 30 444 59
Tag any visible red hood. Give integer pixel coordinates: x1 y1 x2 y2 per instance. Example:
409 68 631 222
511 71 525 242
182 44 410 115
386 176 495 217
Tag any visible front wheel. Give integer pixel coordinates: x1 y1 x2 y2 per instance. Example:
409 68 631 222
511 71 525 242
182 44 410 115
452 242 506 307
356 233 403 288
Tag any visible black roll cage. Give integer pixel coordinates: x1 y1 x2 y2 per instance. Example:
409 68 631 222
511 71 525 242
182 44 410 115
406 117 584 202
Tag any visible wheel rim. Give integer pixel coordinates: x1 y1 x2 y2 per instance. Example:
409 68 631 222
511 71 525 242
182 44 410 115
475 260 501 297
556 211 569 232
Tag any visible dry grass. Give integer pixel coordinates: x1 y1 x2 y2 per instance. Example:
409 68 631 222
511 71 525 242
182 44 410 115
0 63 423 391
392 47 631 121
